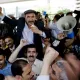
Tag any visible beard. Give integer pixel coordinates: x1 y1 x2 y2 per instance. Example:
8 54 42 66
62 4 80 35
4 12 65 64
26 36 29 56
26 21 35 26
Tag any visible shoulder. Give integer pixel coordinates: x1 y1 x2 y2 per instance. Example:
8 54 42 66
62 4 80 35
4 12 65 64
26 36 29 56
6 62 12 68
18 17 25 21
35 59 43 65
36 59 43 62
5 76 15 80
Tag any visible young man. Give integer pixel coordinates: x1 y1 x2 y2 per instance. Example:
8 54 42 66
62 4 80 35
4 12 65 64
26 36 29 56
5 58 34 80
4 36 15 53
0 49 12 76
9 39 43 76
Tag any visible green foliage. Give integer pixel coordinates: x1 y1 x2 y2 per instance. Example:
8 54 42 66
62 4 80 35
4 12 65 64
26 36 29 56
57 9 71 14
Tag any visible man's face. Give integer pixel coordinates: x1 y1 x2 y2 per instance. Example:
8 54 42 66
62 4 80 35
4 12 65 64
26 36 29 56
25 13 36 27
37 13 42 20
0 55 5 69
26 48 37 62
5 37 14 48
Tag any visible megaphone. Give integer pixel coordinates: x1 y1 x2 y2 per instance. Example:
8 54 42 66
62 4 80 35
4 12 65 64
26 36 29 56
56 16 77 38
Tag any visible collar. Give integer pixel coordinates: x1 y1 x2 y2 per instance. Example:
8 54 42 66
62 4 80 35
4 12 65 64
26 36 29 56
24 23 32 32
25 23 28 28
33 59 38 66
27 59 38 66
25 23 31 30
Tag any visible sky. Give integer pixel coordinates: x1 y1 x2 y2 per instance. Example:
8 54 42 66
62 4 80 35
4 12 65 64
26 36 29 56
0 0 77 17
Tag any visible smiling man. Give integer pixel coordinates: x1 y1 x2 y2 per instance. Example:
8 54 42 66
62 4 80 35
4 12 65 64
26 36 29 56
9 39 43 77
0 49 12 76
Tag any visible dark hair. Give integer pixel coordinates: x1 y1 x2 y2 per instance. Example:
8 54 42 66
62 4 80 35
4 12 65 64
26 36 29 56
36 12 40 15
45 14 48 18
0 49 6 57
11 59 28 76
66 12 73 16
61 48 80 60
24 44 37 53
24 9 37 15
54 14 61 21
0 36 5 40
4 35 13 40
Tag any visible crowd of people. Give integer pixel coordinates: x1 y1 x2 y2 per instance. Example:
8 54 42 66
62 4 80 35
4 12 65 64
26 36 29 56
0 6 80 80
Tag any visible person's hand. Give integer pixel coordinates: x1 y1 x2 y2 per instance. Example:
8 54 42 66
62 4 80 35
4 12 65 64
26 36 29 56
20 39 28 47
43 47 59 66
40 47 59 75
30 25 42 35
57 33 65 40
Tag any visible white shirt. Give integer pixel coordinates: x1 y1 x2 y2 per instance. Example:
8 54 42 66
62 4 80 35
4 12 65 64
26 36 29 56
36 75 49 80
49 21 63 38
22 23 34 44
32 59 43 76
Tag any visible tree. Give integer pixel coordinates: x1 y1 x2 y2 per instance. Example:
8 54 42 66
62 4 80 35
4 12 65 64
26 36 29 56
57 9 71 14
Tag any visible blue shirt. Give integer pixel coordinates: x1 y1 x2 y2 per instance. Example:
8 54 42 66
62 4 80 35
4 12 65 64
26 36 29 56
0 62 12 76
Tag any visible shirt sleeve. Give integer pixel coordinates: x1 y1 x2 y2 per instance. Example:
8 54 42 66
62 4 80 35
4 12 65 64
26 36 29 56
36 75 49 80
48 21 56 29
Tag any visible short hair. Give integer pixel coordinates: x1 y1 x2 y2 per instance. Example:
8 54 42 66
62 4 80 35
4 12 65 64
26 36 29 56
24 44 37 53
11 59 28 76
54 14 61 21
24 9 37 15
66 12 72 16
4 35 13 40
61 48 80 60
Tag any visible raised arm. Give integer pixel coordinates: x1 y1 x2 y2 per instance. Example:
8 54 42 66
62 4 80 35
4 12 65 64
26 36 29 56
0 8 18 27
8 39 27 63
36 47 59 80
3 16 18 27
